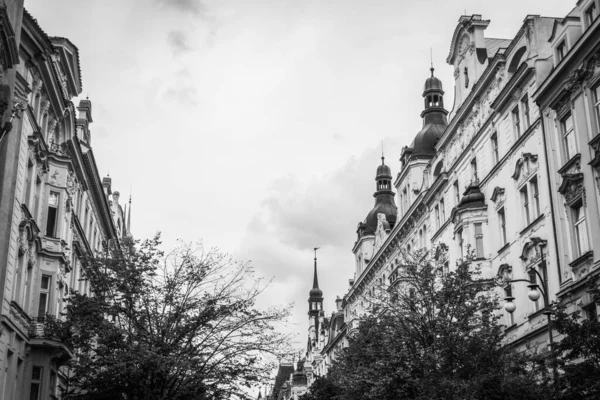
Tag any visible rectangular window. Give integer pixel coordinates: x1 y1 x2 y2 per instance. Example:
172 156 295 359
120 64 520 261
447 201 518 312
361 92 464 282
499 207 507 246
562 113 576 161
30 366 42 400
586 3 597 26
585 303 598 321
453 181 460 205
470 158 478 184
435 205 440 229
474 222 484 258
593 85 600 134
440 198 446 222
491 133 499 164
531 176 540 219
512 106 521 137
521 185 531 225
572 202 589 257
45 192 59 237
521 95 530 129
37 275 50 320
457 229 464 259
557 41 566 62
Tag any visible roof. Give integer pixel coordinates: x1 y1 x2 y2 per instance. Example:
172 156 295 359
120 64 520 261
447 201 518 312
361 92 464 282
485 38 512 59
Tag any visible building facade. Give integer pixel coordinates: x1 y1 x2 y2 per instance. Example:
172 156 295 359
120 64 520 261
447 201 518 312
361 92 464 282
305 4 600 383
534 0 600 328
0 8 130 399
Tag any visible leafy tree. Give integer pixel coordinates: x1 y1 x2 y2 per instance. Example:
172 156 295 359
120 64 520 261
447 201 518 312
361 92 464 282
298 375 341 400
321 250 549 400
47 236 290 400
551 279 600 399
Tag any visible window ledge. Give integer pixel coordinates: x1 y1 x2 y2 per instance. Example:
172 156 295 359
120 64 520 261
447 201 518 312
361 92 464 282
527 308 547 320
569 250 594 270
504 323 518 333
497 243 510 255
558 153 581 175
519 214 545 236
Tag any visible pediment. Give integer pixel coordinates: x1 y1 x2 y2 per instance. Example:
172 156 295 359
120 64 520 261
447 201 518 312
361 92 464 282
446 15 490 64
490 187 505 202
512 153 538 183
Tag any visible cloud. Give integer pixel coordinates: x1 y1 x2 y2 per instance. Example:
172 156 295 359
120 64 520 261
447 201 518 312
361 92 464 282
155 0 206 16
167 30 192 56
165 85 198 105
237 138 403 339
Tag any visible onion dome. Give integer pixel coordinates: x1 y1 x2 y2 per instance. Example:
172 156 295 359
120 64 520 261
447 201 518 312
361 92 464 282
409 67 448 159
362 157 397 236
424 67 444 93
457 183 485 209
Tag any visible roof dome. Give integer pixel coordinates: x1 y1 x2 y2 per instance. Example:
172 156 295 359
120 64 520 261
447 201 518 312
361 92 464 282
411 122 445 158
309 287 323 298
423 67 444 93
363 199 397 235
376 162 392 179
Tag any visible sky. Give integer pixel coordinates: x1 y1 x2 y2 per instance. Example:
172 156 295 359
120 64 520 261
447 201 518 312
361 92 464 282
26 0 574 354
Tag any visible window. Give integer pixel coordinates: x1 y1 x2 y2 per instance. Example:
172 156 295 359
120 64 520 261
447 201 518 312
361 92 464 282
474 223 484 258
521 95 530 129
491 133 499 164
584 303 598 321
30 366 42 400
435 205 440 229
457 229 464 259
572 202 589 257
512 105 521 137
37 275 50 320
470 158 478 183
440 198 446 221
531 176 540 219
521 185 531 225
45 192 59 237
593 85 600 134
453 181 460 205
586 3 597 26
498 207 507 246
557 41 566 62
561 113 577 161
464 67 469 88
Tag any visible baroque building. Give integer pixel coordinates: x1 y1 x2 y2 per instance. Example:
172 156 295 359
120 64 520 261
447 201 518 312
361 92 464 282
304 3 600 384
0 7 131 399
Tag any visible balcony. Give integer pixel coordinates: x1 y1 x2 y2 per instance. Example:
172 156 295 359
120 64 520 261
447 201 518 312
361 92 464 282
29 317 74 364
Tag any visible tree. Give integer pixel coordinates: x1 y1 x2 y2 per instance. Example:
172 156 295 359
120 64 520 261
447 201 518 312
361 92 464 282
298 375 340 400
321 250 549 400
47 236 290 400
551 279 600 399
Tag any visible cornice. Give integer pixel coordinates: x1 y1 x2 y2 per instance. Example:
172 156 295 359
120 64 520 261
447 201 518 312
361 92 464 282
490 64 533 112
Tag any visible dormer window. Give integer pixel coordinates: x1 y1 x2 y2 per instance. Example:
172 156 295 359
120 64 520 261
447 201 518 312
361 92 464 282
556 40 566 63
586 3 597 27
464 67 469 88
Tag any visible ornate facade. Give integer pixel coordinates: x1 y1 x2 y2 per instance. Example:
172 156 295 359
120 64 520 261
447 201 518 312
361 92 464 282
304 4 600 385
0 7 130 399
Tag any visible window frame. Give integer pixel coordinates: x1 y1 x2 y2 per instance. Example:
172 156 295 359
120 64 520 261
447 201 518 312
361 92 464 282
474 222 484 259
586 2 598 27
572 201 589 257
556 40 566 62
520 184 531 226
512 105 521 137
561 112 577 162
521 95 530 130
498 207 507 246
593 84 600 135
491 132 499 164
45 191 60 238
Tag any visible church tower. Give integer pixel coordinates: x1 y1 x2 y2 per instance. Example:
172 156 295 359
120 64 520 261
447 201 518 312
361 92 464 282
308 248 323 349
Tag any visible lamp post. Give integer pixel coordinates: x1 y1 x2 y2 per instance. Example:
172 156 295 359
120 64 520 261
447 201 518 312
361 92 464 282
502 238 558 386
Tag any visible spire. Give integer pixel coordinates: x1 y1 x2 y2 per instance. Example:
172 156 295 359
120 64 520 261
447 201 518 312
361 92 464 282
430 47 434 77
126 194 132 232
312 247 320 290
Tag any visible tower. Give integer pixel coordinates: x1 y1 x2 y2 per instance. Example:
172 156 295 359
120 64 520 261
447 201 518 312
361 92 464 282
308 248 323 346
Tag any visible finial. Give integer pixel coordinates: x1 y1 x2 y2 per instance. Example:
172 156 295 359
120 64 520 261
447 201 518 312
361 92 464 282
381 140 385 165
314 247 319 261
430 48 434 77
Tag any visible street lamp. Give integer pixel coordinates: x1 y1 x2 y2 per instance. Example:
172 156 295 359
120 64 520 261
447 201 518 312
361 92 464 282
500 238 558 386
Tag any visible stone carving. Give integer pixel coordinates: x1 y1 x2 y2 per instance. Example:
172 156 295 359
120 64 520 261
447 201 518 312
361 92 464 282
374 214 391 253
490 187 506 209
512 153 538 186
558 173 584 205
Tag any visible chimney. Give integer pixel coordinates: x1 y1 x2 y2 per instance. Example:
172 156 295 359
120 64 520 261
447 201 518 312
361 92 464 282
102 175 112 195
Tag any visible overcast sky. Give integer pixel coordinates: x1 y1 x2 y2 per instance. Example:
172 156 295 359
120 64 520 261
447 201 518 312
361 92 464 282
27 0 574 353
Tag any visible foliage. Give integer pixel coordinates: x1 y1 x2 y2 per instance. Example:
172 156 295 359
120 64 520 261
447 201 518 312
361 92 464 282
52 235 290 400
317 250 549 400
298 375 340 400
551 279 600 399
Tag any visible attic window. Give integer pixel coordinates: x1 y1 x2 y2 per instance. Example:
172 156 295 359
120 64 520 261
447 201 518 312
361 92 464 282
464 67 469 88
556 41 566 62
586 3 597 27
